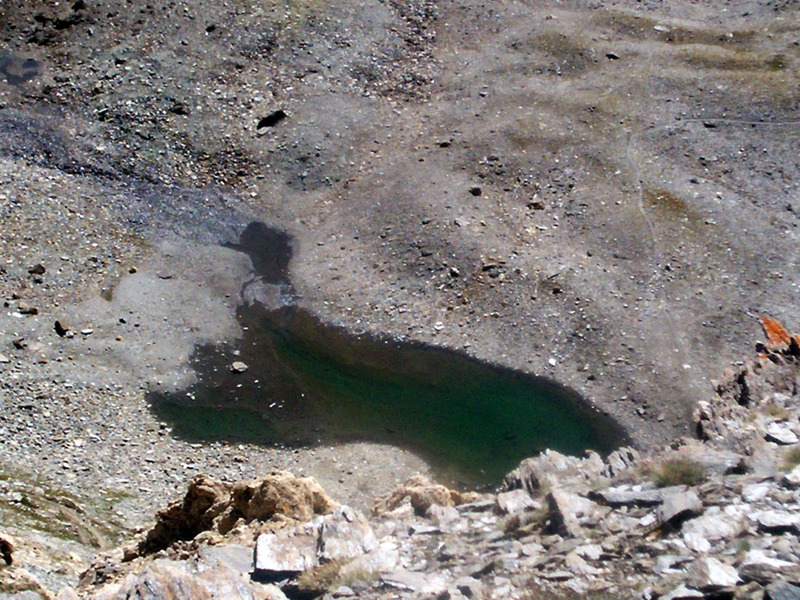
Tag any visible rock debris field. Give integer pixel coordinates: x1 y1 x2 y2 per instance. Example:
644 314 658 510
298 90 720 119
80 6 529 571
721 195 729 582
0 0 799 598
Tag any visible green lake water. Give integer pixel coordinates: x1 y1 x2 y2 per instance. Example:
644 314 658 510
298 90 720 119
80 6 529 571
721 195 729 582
151 223 628 489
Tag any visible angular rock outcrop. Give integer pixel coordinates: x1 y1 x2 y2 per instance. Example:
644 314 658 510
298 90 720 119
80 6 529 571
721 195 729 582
131 471 337 557
87 558 289 600
253 506 378 581
372 475 479 516
502 449 607 495
657 490 703 530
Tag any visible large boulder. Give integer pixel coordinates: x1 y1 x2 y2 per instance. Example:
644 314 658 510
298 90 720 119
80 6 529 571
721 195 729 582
502 450 606 495
546 489 604 538
657 490 703 530
253 506 379 581
689 556 740 592
86 558 288 600
133 475 231 557
132 472 337 557
228 471 338 527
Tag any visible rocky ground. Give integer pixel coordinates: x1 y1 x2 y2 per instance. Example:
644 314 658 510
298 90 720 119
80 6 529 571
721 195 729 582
0 0 799 597
3 321 798 599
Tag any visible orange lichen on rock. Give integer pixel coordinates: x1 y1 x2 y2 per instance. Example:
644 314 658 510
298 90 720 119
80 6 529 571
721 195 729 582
760 316 792 348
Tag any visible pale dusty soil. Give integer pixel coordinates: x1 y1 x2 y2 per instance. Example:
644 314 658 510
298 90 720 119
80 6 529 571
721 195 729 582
0 0 798 579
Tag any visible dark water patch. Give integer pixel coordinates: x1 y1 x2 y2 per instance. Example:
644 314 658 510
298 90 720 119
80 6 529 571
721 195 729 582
150 223 629 489
0 52 39 85
224 221 293 284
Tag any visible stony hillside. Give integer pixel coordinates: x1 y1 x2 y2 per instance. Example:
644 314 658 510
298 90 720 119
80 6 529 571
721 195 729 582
1 0 799 598
2 318 799 598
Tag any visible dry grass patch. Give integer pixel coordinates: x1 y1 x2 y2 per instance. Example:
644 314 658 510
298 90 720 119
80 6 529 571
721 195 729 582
649 458 707 488
783 446 800 472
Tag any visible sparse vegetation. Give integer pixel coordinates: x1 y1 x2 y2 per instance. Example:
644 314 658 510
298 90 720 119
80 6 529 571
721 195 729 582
294 558 378 595
336 567 380 588
735 538 752 554
503 507 551 538
0 465 128 547
295 559 349 595
764 404 790 420
783 446 800 472
649 458 707 488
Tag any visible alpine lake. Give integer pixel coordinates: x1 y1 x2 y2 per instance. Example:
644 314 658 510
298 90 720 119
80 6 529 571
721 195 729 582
150 223 629 489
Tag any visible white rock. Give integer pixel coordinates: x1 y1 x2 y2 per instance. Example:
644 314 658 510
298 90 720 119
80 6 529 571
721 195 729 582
263 585 290 600
341 540 399 575
496 489 538 514
684 532 711 553
604 447 640 478
742 481 771 502
690 556 739 589
453 576 484 599
547 488 603 537
254 529 318 575
230 361 249 374
0 354 9 363
766 421 799 445
575 543 603 561
197 544 253 573
655 554 693 574
783 465 800 489
565 551 599 575
657 491 702 527
318 506 377 560
381 570 430 591
683 506 743 540
661 583 704 600
741 549 796 570
771 393 792 405
590 486 664 507
748 510 800 533
427 504 460 527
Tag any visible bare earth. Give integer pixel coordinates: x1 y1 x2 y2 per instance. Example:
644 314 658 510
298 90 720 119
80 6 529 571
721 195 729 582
0 0 798 574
